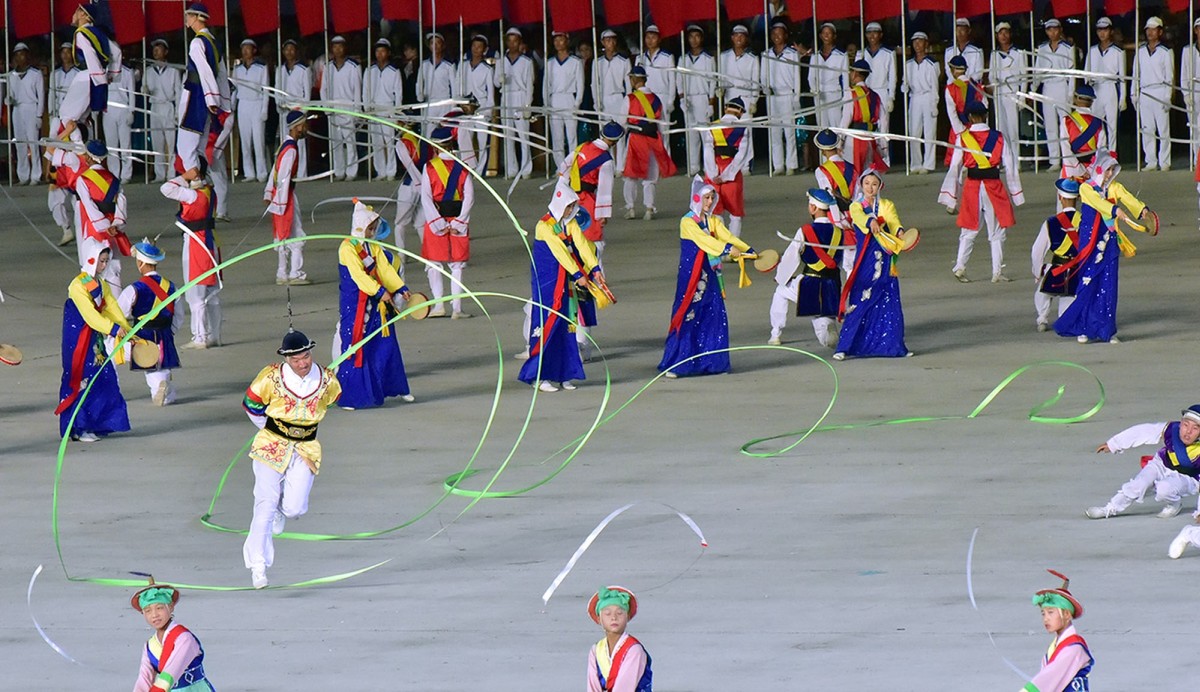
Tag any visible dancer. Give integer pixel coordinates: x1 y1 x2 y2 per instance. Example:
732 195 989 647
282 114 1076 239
160 162 221 349
1026 571 1093 692
144 39 180 182
939 100 1024 283
241 330 342 588
943 55 986 167
901 32 939 174
1053 151 1156 344
838 59 888 175
834 169 912 360
55 238 131 442
587 586 651 692
335 201 413 409
394 124 430 255
518 183 603 392
1031 179 1081 332
118 240 183 407
813 129 856 272
622 66 677 221
130 579 215 692
1060 85 1107 180
234 39 270 182
701 97 749 237
767 188 842 348
559 121 622 260
1085 405 1200 521
420 126 474 319
265 111 308 286
658 177 752 378
74 139 129 292
59 0 118 143
176 2 223 173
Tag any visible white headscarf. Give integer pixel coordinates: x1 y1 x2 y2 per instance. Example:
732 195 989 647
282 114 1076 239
351 199 381 238
79 236 109 276
689 175 718 218
1088 150 1120 189
547 179 580 223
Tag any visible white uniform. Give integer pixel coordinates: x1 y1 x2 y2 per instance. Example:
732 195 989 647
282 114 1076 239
809 47 847 130
102 64 134 182
393 135 425 257
761 45 800 173
160 175 222 346
48 65 78 233
274 62 311 176
677 51 715 175
1034 40 1076 168
1030 204 1077 327
417 55 456 120
944 43 984 82
1134 42 1174 170
210 71 234 219
858 45 896 166
594 53 631 169
901 56 940 171
118 272 185 403
1084 43 1126 147
1090 422 1200 517
176 30 222 172
60 29 118 140
143 63 181 181
1181 44 1200 162
320 58 363 180
636 49 676 151
989 48 1026 163
455 58 495 174
6 67 43 184
494 52 535 177
265 137 305 282
543 53 585 169
719 49 759 173
234 59 270 181
364 61 402 179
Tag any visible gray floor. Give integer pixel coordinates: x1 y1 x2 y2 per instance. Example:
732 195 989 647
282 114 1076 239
1 164 1195 689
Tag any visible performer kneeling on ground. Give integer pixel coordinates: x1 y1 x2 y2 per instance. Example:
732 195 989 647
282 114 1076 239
658 177 753 378
335 200 414 409
768 188 843 349
241 330 341 588
56 238 131 442
265 110 309 286
701 97 749 237
586 586 651 692
1025 571 1093 692
834 169 912 360
118 239 183 406
1031 179 1081 332
130 578 215 692
519 182 603 393
1085 404 1200 521
420 126 474 319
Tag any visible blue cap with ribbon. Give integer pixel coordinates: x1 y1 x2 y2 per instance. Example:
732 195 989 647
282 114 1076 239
807 188 836 209
1054 178 1080 197
725 97 746 112
430 126 455 143
601 121 625 140
948 55 968 70
630 65 647 78
966 100 989 116
1074 84 1096 101
85 139 108 159
814 129 840 150
1182 405 1200 424
133 238 166 264
850 59 871 74
285 110 306 128
185 1 209 18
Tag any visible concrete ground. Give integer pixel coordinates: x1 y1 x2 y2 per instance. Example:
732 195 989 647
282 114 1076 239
1 163 1196 689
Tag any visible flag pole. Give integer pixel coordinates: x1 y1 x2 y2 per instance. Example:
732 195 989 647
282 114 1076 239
766 0 773 178
1134 0 1140 172
1030 9 1037 174
901 0 909 175
366 0 373 181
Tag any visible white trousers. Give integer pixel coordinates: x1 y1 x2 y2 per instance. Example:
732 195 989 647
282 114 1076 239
1041 84 1070 167
815 91 841 129
1034 287 1074 326
501 104 532 177
279 123 309 177
144 369 177 403
181 242 222 345
237 105 269 180
12 105 39 183
243 452 315 571
953 190 1006 276
426 261 466 313
767 94 799 172
994 93 1020 163
465 126 489 175
623 156 659 210
1171 524 1200 551
547 93 579 170
1093 88 1119 150
369 122 398 178
210 146 229 216
1138 91 1171 169
681 94 711 174
275 225 306 281
176 126 209 173
49 186 71 232
329 115 359 179
393 183 424 261
1103 456 1200 512
103 114 133 181
907 97 938 171
768 276 838 347
150 105 176 180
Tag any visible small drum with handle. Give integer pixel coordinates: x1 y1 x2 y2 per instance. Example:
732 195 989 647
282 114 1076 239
898 227 920 252
0 343 23 366
130 339 161 368
753 248 781 273
396 291 432 320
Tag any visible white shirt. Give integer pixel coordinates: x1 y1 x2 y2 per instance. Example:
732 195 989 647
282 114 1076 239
702 113 749 181
636 49 676 109
6 68 44 115
761 45 800 97
1134 43 1174 96
274 62 312 111
186 29 222 111
50 65 80 115
1031 205 1077 278
320 58 362 107
544 53 584 106
107 65 135 118
494 52 535 106
75 164 127 230
420 152 475 231
809 47 847 94
594 53 630 106
944 43 984 82
988 48 1027 99
1086 43 1127 106
719 49 760 101
144 63 180 111
233 60 268 114
417 56 456 103
364 62 402 110
76 28 109 87
455 59 495 108
902 56 940 103
1035 41 1076 90
264 138 297 213
858 45 896 110
679 51 716 97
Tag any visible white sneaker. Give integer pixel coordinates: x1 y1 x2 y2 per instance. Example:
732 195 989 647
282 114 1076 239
1158 502 1182 519
401 394 415 402
643 209 655 221
152 381 168 406
832 352 846 361
514 349 530 360
1169 531 1190 559
1036 322 1048 332
76 431 100 443
272 511 286 536
1077 335 1090 344
767 336 782 346
451 311 472 319
663 371 678 379
276 276 288 285
624 208 636 220
537 381 559 392
251 568 269 589
561 381 577 390
288 276 312 286
1085 505 1119 519
953 268 970 283
57 228 75 246
1108 336 1121 344
427 306 448 318
181 340 208 350
991 273 1012 283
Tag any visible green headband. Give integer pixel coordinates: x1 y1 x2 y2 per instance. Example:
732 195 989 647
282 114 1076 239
595 587 630 617
138 586 175 610
1032 592 1074 614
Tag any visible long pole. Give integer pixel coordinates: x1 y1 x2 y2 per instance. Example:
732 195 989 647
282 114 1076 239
224 0 233 185
143 0 150 185
1030 9 1037 174
901 0 908 175
1192 0 1196 172
5 3 11 187
366 0 373 181
542 0 549 178
1134 1 1140 172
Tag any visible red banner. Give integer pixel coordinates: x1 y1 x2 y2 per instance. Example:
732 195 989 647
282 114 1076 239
1051 0 1087 16
461 0 502 24
1104 0 1135 13
907 0 947 10
549 0 593 33
206 0 227 27
785 0 814 21
816 0 860 20
995 0 1033 12
422 0 502 25
646 0 684 35
147 1 184 35
295 0 326 36
863 0 901 22
12 0 50 38
602 0 641 26
243 0 282 35
111 0 147 44
958 0 990 16
331 0 369 32
725 0 762 21
55 1 75 30
1167 0 1188 12
381 0 419 20
506 0 544 25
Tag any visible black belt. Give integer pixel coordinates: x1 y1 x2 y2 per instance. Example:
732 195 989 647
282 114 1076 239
848 122 872 131
1050 255 1074 266
265 417 319 442
714 146 737 157
578 182 597 193
966 168 1000 180
436 200 463 218
802 266 840 279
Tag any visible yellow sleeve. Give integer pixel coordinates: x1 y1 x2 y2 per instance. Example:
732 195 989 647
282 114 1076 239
68 278 127 336
1108 183 1149 229
338 240 384 297
709 216 752 252
98 282 132 331
1079 183 1116 221
568 222 600 274
248 364 278 408
680 215 745 256
369 243 406 293
320 368 342 407
536 220 585 277
849 202 870 229
879 199 903 231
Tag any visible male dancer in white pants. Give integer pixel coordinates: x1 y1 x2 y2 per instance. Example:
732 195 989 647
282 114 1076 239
234 39 270 182
494 28 534 178
1084 18 1125 152
762 21 800 175
901 32 939 173
767 188 842 347
1034 19 1076 169
265 111 308 285
594 29 631 171
1031 179 1079 332
275 39 311 177
808 23 847 133
7 43 43 185
160 165 222 349
49 43 80 245
1133 16 1174 170
320 36 362 181
544 31 584 170
365 38 402 180
144 39 180 182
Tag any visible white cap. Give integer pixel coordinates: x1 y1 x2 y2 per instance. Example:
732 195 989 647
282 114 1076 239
732 25 749 35
12 42 28 53
686 24 704 34
1145 16 1163 29
330 35 347 44
1095 17 1112 29
955 18 970 27
375 37 392 48
1193 17 1200 28
819 22 836 32
995 21 1011 32
645 24 660 34
506 27 523 37
551 30 569 38
241 38 257 47
1044 18 1061 29
149 39 167 48
426 32 444 42
865 22 882 33
911 31 928 41
601 29 618 39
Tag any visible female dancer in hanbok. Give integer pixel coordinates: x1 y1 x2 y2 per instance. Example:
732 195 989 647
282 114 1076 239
658 176 753 378
519 182 603 392
56 237 132 441
834 169 913 360
334 200 413 409
1054 151 1156 344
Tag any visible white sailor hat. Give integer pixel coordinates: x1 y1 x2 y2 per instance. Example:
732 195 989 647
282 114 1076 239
551 30 569 38
1095 17 1112 29
330 35 347 44
995 21 1011 32
771 20 789 31
375 37 392 48
149 38 167 48
470 34 489 44
426 32 444 42
506 27 523 37
865 22 882 33
241 38 257 48
1144 16 1163 29
645 24 660 34
601 29 618 39
1193 17 1200 28
732 25 749 35
819 22 836 32
1044 18 1062 29
686 24 704 34
61 41 74 49
12 42 29 53
911 31 928 41
955 17 970 27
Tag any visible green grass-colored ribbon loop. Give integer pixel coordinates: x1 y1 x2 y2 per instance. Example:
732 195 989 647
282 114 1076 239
739 360 1105 457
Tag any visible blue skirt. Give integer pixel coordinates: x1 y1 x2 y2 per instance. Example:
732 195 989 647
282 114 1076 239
838 274 908 358
1054 236 1119 342
335 296 410 409
659 256 731 377
520 246 585 384
59 305 130 438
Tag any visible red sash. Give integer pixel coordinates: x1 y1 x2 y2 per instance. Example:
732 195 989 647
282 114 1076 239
604 635 642 691
55 277 104 415
1047 634 1087 664
800 223 837 269
349 242 380 367
138 276 176 316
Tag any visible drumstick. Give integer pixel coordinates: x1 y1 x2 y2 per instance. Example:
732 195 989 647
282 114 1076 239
774 229 856 250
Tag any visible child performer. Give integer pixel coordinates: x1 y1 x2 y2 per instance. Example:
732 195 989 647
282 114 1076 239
587 585 651 692
1024 570 1093 692
519 182 603 393
1031 179 1080 332
834 169 912 360
335 200 413 409
55 238 131 442
118 239 183 406
130 578 215 692
767 188 843 348
658 177 753 378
